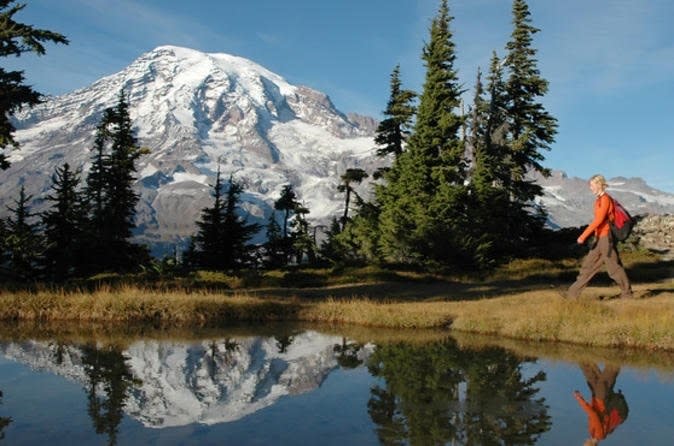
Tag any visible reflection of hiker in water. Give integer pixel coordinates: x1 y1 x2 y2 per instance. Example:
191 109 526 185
573 362 629 445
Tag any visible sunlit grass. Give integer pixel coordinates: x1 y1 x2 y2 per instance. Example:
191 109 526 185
0 252 672 350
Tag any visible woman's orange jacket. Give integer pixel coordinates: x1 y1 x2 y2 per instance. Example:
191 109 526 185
579 193 614 243
575 394 624 440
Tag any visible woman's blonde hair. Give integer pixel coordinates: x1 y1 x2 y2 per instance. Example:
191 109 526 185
589 174 608 189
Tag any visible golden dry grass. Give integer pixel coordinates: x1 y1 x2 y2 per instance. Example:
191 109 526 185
1 252 672 351
1 279 673 350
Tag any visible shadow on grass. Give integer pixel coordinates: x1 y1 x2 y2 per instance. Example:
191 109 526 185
246 257 674 303
245 276 558 302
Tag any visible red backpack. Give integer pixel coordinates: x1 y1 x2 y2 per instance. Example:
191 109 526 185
608 195 634 242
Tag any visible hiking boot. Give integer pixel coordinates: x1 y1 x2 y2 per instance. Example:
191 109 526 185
556 288 576 299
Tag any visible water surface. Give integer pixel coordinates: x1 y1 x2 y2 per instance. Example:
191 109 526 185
0 325 672 445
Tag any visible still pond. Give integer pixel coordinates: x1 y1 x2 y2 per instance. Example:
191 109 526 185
0 324 673 445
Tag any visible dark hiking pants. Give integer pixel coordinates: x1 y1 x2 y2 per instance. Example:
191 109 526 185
567 235 632 299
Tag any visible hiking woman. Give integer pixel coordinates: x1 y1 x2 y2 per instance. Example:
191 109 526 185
564 174 633 299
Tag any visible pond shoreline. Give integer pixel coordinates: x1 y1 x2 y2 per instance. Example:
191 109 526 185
0 278 672 352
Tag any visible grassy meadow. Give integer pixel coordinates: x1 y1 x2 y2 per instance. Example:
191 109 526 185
0 251 672 351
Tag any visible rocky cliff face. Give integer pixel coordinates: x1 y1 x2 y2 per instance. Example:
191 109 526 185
629 214 674 259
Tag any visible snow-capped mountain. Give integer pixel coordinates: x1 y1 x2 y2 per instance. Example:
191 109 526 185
0 332 371 427
1 45 673 255
1 45 380 255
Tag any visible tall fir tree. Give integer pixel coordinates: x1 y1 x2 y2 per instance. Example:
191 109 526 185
467 67 488 186
350 65 415 263
377 0 467 266
499 0 558 252
41 163 85 280
3 185 43 279
193 168 227 269
82 110 113 274
374 64 417 176
465 63 508 266
504 0 557 203
104 91 147 269
82 92 149 273
0 0 68 169
484 52 512 190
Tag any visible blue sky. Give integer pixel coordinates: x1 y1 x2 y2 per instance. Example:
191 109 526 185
5 0 674 192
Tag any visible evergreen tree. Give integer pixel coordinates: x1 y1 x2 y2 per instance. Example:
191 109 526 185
181 237 198 270
274 184 298 239
193 170 259 270
504 0 557 203
337 168 368 230
377 0 467 266
483 51 512 190
328 197 381 265
3 185 43 279
467 67 489 187
478 0 557 255
220 178 260 268
0 0 68 169
413 0 465 185
84 113 113 252
262 212 285 268
464 67 499 267
82 92 149 273
273 184 302 264
104 91 148 270
290 203 315 264
41 163 85 280
193 168 227 269
319 217 347 264
374 65 416 177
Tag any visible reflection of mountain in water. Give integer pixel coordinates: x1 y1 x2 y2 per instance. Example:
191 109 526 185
0 332 372 428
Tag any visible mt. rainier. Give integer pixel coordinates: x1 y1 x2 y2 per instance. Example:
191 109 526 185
3 45 379 255
2 45 674 256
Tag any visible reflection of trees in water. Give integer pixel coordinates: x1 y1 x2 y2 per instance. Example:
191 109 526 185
462 346 551 445
80 344 141 446
275 331 297 354
0 390 11 441
205 338 240 379
367 338 551 445
334 337 363 369
49 341 67 366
